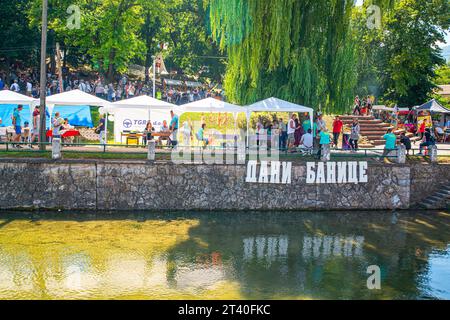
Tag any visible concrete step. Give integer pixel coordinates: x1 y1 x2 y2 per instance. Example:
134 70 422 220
359 144 375 149
360 130 390 135
371 140 386 146
340 116 375 120
342 120 383 125
365 135 385 140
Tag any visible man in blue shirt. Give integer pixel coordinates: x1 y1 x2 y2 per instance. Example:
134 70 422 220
169 110 179 147
12 105 23 148
382 128 397 159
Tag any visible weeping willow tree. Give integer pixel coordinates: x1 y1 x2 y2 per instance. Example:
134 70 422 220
208 0 395 114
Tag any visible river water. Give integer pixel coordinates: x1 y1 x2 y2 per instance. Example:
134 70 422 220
0 211 448 300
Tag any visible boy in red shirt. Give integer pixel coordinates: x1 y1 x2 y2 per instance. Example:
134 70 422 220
332 116 344 149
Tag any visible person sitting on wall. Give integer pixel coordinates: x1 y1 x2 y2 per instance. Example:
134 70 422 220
418 128 436 156
381 128 397 160
399 132 412 156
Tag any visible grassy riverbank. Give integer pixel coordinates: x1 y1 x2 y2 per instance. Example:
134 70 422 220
0 150 449 164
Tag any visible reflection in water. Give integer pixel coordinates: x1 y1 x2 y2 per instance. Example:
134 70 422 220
0 211 448 300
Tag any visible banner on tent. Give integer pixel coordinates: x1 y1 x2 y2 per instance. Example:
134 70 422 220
0 104 92 128
113 109 171 142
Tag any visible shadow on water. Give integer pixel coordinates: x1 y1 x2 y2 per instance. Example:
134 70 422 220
0 210 448 300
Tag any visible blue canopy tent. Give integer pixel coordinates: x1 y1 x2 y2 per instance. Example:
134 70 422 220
0 104 93 128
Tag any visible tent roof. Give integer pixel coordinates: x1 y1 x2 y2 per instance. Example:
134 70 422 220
0 90 37 105
373 105 410 112
247 97 314 113
185 81 202 88
416 99 450 113
180 98 245 114
164 79 184 86
111 95 177 109
46 89 109 107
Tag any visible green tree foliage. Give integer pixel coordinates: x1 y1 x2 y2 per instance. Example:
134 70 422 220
208 0 394 113
209 0 449 111
0 0 40 72
435 62 450 85
375 0 450 107
22 0 224 82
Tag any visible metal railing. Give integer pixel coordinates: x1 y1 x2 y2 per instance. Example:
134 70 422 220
0 141 447 161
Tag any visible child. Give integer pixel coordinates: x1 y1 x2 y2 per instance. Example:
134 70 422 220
400 132 411 155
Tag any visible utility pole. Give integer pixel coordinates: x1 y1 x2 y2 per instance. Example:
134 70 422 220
39 0 48 150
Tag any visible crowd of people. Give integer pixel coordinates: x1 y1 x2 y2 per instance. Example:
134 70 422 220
0 63 223 105
253 113 357 158
352 95 374 116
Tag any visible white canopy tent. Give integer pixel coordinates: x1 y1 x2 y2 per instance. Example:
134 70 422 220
246 97 315 146
179 97 246 137
108 95 180 143
45 89 110 143
0 90 39 121
46 89 110 108
179 97 245 114
373 105 410 112
0 90 38 106
109 95 178 113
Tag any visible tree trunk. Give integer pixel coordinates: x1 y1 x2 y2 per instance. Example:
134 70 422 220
107 49 116 82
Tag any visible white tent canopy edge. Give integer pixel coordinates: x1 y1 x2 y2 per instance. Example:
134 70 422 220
246 97 315 147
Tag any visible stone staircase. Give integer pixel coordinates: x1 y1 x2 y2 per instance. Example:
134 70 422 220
340 115 420 148
420 183 450 209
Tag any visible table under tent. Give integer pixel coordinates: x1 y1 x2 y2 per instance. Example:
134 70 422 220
107 95 181 145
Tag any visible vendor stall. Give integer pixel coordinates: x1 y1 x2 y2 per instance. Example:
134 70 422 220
0 90 39 126
246 97 315 147
108 95 180 144
45 89 110 143
178 98 246 146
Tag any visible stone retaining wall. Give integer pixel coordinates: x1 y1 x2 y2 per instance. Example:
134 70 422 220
0 160 448 211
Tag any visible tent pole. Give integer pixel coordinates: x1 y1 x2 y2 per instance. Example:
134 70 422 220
105 111 108 146
246 112 250 149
